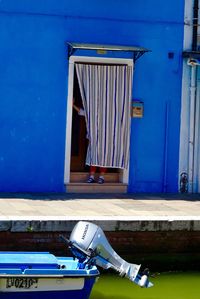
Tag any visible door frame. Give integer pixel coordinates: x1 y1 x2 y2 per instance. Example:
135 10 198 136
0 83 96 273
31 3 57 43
64 55 133 184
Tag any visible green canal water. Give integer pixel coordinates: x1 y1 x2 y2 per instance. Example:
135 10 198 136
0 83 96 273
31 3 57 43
90 272 200 299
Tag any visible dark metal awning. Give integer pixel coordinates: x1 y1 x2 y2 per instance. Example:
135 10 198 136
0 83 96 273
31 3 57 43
183 51 200 59
67 42 150 62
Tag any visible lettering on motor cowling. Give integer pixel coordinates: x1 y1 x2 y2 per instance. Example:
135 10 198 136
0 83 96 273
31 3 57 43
82 224 89 240
6 277 38 289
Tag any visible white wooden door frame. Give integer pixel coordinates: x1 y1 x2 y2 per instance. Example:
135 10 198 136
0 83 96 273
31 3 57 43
64 55 133 185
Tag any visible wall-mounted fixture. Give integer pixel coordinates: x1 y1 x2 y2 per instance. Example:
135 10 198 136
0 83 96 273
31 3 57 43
132 100 144 118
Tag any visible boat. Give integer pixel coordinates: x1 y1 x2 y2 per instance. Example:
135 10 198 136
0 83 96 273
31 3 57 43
0 252 99 299
0 221 153 298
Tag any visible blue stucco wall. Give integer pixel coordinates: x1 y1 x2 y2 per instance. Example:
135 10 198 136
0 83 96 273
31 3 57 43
0 0 184 192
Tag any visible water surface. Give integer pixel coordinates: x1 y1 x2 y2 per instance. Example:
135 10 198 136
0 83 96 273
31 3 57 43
90 272 200 299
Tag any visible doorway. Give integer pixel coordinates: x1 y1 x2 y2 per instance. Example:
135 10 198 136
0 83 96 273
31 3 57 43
64 56 133 185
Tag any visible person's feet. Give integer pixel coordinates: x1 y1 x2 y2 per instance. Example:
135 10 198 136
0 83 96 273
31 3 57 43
86 176 105 184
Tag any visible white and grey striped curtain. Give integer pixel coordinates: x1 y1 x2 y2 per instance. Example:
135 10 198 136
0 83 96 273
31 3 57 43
75 63 133 169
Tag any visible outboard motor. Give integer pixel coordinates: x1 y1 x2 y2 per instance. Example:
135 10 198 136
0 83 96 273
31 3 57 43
68 221 153 288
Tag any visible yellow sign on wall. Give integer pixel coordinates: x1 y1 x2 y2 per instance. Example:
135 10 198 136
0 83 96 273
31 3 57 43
132 101 144 118
97 49 107 54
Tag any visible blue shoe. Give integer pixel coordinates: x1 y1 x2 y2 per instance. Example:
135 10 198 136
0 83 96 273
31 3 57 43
98 177 104 184
87 177 95 183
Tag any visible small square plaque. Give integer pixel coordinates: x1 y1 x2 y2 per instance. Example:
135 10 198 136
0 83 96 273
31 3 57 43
132 101 144 118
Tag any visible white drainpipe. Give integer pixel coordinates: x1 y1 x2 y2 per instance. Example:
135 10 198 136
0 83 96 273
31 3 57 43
188 64 197 192
193 68 200 192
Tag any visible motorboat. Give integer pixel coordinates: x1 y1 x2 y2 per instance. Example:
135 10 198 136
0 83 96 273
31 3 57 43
0 221 153 298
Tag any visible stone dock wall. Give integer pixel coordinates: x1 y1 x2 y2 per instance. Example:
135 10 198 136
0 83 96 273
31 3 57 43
1 220 200 271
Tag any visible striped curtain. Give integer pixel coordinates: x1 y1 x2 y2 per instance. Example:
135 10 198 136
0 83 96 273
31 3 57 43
75 63 133 169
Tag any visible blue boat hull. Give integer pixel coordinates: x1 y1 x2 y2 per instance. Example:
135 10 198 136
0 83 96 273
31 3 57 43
0 253 99 298
0 277 96 299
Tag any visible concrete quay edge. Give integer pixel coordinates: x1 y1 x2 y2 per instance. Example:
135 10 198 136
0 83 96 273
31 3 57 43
0 217 200 232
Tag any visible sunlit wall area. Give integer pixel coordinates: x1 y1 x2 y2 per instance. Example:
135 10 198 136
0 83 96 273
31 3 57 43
0 1 185 192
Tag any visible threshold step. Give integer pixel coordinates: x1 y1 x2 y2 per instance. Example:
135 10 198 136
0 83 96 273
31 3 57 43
70 172 120 183
66 183 127 193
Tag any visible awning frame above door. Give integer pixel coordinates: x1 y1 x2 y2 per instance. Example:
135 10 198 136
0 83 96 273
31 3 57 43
67 42 150 62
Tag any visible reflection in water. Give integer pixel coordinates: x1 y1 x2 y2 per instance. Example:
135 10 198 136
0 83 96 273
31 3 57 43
90 272 200 299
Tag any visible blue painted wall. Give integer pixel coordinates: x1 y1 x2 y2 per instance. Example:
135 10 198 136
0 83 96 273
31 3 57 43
0 1 184 192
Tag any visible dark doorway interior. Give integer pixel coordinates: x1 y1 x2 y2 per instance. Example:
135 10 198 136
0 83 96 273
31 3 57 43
70 69 88 172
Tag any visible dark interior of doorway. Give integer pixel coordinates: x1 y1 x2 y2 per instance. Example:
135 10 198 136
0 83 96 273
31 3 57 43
70 67 118 174
70 69 88 172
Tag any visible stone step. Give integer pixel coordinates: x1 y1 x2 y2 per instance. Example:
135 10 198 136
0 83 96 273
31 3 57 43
66 183 127 193
70 172 120 183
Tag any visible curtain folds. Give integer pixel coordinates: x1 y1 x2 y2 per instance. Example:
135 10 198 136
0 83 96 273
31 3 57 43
75 63 133 169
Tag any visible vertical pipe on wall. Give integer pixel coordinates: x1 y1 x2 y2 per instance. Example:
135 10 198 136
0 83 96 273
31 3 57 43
187 0 199 193
193 73 200 192
192 0 199 51
188 65 197 192
162 101 169 192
